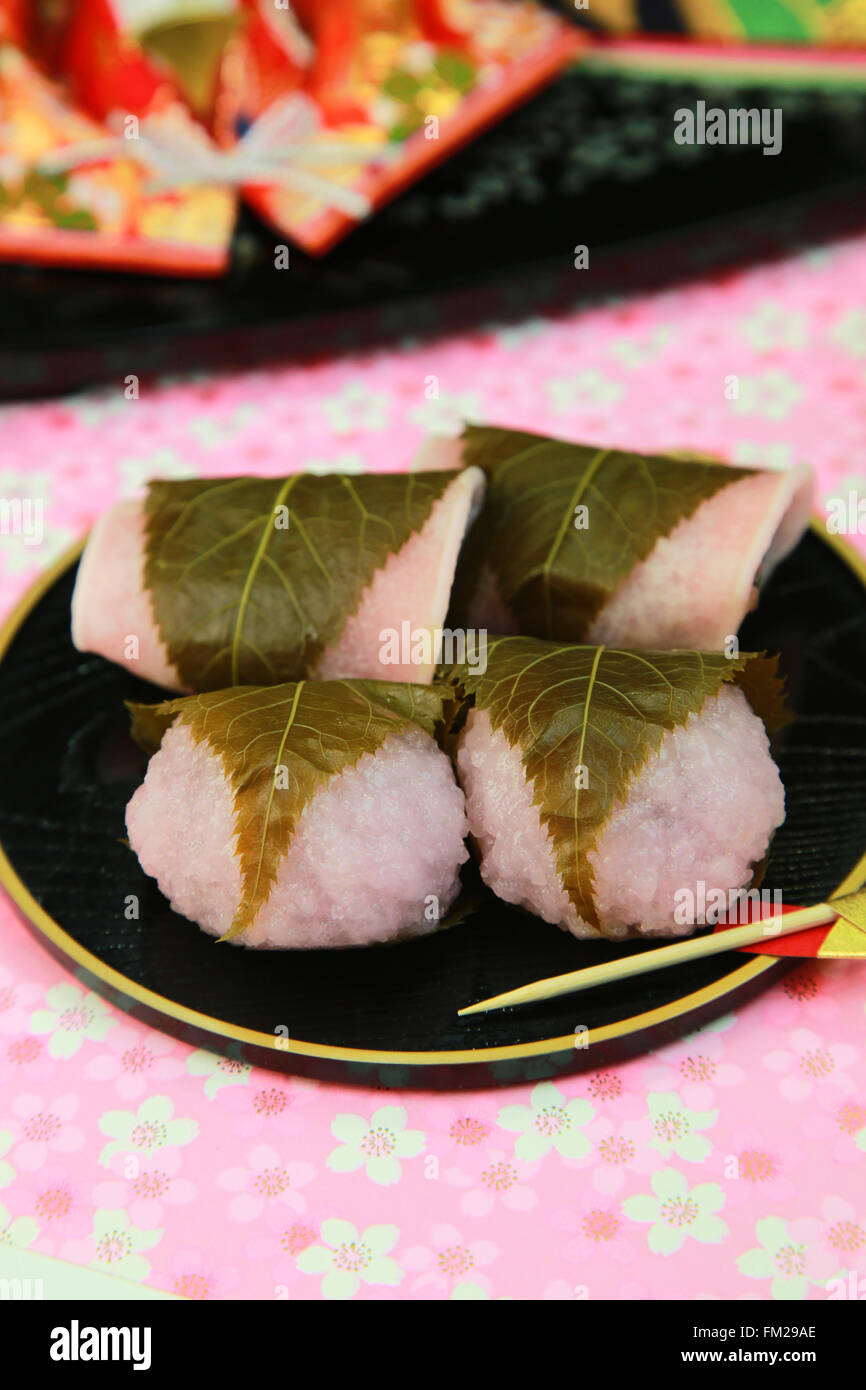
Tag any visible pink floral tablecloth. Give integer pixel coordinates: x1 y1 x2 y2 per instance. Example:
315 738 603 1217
0 230 865 1302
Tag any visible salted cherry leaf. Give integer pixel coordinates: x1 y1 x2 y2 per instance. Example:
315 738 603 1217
444 636 787 935
143 471 457 690
128 678 449 941
456 425 754 638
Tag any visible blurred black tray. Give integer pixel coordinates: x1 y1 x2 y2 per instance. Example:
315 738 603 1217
2 66 865 400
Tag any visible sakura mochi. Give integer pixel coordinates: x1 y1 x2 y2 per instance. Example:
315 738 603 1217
416 426 812 651
72 467 485 691
449 637 787 941
125 679 468 949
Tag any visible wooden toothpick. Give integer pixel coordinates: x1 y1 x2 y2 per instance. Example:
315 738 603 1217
458 896 863 1017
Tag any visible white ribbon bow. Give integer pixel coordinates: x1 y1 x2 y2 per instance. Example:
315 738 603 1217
38 94 399 218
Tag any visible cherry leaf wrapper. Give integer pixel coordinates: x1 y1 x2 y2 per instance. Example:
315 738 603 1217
128 678 451 942
447 424 811 647
142 469 469 690
443 636 789 938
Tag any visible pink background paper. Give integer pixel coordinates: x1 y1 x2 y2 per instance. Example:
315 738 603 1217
0 229 865 1300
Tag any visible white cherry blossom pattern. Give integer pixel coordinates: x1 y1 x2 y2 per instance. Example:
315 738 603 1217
118 448 193 495
0 1130 14 1188
729 369 802 421
740 302 807 352
301 450 365 475
217 1144 315 1223
737 1217 844 1300
828 307 866 356
623 1167 728 1256
67 389 140 429
10 1092 85 1171
97 1095 198 1168
449 1281 498 1300
322 382 391 435
609 324 675 367
0 1199 39 1252
186 1048 252 1098
30 983 116 1060
731 440 795 470
548 368 624 412
297 1220 403 1300
88 1208 163 1284
187 404 259 453
327 1106 424 1187
407 390 482 437
495 317 549 351
646 1091 718 1164
497 1082 594 1162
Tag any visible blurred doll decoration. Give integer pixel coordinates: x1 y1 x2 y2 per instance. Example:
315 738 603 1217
263 2 473 124
0 1 581 269
565 0 866 43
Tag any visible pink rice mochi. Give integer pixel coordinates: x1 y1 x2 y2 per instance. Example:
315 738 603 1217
126 723 469 949
587 466 813 650
71 466 485 690
415 436 812 650
455 686 785 940
71 500 182 690
314 465 485 682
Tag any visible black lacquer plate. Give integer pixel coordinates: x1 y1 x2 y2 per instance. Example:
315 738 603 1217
0 526 864 1089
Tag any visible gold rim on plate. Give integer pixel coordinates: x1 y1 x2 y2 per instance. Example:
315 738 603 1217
0 522 863 1067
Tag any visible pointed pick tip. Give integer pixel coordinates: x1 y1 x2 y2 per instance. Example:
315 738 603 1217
460 987 530 1016
457 1002 488 1018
